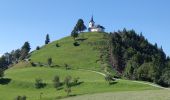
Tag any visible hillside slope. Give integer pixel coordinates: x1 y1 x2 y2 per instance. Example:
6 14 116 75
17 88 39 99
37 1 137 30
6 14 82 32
30 32 107 71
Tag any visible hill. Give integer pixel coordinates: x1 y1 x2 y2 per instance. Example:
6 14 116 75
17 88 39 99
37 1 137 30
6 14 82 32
30 32 108 71
0 31 169 100
30 30 170 87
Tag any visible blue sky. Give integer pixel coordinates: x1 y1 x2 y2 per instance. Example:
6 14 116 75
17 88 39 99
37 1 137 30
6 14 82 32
0 0 170 56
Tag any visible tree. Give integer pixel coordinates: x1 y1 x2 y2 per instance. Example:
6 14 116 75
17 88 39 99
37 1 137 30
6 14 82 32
64 75 72 88
45 34 50 44
76 19 87 32
0 68 4 79
47 58 52 66
35 78 45 89
105 74 115 85
65 87 71 96
71 28 78 41
15 95 26 100
20 42 31 60
36 46 40 50
64 76 72 96
53 75 60 90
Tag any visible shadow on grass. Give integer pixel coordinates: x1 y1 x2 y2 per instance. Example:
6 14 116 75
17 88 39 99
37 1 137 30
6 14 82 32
109 81 118 85
0 78 11 85
76 38 88 42
71 81 84 87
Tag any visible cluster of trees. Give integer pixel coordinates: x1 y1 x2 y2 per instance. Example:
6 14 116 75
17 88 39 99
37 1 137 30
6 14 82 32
108 29 170 87
71 19 86 40
35 75 80 96
0 42 31 69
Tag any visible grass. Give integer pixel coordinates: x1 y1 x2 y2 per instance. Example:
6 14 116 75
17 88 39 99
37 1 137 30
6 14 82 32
0 67 159 100
30 32 107 71
61 89 170 100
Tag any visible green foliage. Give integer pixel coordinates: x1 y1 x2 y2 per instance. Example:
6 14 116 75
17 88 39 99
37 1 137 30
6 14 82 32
56 43 60 47
64 75 72 88
47 57 52 66
110 29 169 87
73 41 80 46
0 68 4 78
105 74 115 85
35 78 45 89
73 77 80 85
53 75 61 90
45 34 50 44
65 87 71 96
20 42 31 60
75 19 87 32
15 96 26 100
71 28 78 40
36 46 40 50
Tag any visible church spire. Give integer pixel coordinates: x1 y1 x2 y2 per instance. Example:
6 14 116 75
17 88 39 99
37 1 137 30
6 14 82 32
90 15 94 22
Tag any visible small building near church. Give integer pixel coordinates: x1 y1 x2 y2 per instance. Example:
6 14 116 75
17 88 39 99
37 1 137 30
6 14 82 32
88 16 105 32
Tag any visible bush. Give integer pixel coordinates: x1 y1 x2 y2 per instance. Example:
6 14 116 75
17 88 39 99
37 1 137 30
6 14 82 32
53 75 61 90
0 68 4 79
64 64 71 70
35 78 46 89
56 43 60 47
105 74 115 85
30 62 36 67
73 42 80 46
65 87 71 96
47 58 52 66
36 46 40 50
15 95 26 100
64 76 72 88
73 77 80 85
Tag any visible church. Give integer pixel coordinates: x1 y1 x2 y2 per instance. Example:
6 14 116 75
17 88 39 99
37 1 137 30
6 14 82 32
88 16 105 32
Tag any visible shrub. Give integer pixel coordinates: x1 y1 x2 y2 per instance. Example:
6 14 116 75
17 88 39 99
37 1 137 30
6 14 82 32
64 76 72 88
73 77 80 85
56 43 60 47
65 87 71 96
53 75 61 90
64 64 71 70
36 46 40 50
30 62 36 67
73 42 79 46
0 68 4 79
15 96 26 100
35 78 45 89
105 74 115 85
47 58 52 66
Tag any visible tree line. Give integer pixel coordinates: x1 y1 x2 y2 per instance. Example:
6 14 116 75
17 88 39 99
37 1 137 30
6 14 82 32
108 29 170 87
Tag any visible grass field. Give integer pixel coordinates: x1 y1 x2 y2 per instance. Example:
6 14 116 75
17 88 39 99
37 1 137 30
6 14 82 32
62 89 170 100
0 67 159 100
30 32 107 71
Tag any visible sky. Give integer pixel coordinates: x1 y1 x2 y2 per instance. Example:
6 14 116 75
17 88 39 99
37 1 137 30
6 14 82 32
0 0 170 56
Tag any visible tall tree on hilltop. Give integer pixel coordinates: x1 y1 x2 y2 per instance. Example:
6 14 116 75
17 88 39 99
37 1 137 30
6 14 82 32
45 34 50 44
76 19 87 33
20 42 31 60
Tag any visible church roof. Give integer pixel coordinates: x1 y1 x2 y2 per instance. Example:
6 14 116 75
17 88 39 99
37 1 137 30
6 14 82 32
90 16 94 22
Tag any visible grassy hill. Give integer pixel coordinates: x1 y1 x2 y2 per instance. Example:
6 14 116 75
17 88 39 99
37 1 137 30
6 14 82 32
0 67 158 100
0 32 167 100
30 32 107 71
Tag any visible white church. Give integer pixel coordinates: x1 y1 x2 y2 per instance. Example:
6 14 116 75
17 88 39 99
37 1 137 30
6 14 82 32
88 16 105 32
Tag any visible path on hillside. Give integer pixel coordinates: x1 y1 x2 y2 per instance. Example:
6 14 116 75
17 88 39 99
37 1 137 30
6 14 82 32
78 69 166 89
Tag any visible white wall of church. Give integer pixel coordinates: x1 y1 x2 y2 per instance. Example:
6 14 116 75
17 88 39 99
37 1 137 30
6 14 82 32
91 28 104 32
